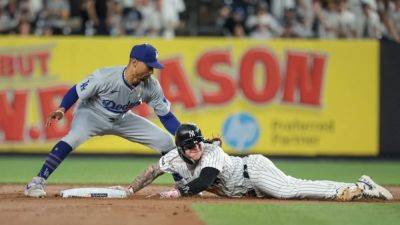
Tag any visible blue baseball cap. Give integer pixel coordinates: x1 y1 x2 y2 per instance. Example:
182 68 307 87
130 44 164 69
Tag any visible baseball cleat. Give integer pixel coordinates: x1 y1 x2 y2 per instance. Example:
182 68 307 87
357 175 393 200
336 185 363 201
24 176 46 198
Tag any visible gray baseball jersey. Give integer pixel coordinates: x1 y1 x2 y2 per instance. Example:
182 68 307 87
61 66 175 153
159 143 357 199
76 66 170 118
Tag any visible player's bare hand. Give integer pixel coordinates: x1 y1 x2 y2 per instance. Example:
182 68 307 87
45 108 65 127
108 186 134 197
158 188 181 199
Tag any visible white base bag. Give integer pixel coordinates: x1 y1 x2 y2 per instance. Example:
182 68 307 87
60 187 128 198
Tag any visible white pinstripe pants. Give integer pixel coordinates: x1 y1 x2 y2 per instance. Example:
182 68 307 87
244 155 356 199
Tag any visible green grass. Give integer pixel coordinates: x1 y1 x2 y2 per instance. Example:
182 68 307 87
0 156 172 184
0 156 399 185
192 203 400 225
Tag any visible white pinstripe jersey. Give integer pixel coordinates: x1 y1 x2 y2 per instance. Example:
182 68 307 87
159 142 252 197
75 66 170 119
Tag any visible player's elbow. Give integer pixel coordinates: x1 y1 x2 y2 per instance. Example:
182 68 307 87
201 176 217 189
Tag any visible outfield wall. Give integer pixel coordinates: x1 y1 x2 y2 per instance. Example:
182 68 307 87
0 37 380 156
380 38 400 157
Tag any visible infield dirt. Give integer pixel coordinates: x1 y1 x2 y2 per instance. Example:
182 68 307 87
1 184 399 225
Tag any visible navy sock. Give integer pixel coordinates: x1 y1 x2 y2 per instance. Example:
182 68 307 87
37 141 73 179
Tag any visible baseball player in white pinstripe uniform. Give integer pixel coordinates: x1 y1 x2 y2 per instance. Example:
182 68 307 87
126 124 393 201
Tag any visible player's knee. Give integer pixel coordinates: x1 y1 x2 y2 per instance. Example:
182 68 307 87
61 134 88 150
249 154 265 161
253 154 264 159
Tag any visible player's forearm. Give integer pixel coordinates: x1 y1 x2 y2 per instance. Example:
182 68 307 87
158 111 180 135
59 85 79 112
128 163 164 193
178 167 219 196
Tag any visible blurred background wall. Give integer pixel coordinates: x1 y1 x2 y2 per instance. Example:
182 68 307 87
0 0 400 157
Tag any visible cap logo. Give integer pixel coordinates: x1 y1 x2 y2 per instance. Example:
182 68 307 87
155 50 159 60
188 130 195 137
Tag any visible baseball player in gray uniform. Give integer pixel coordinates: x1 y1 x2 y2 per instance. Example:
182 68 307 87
25 44 181 198
125 124 393 201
